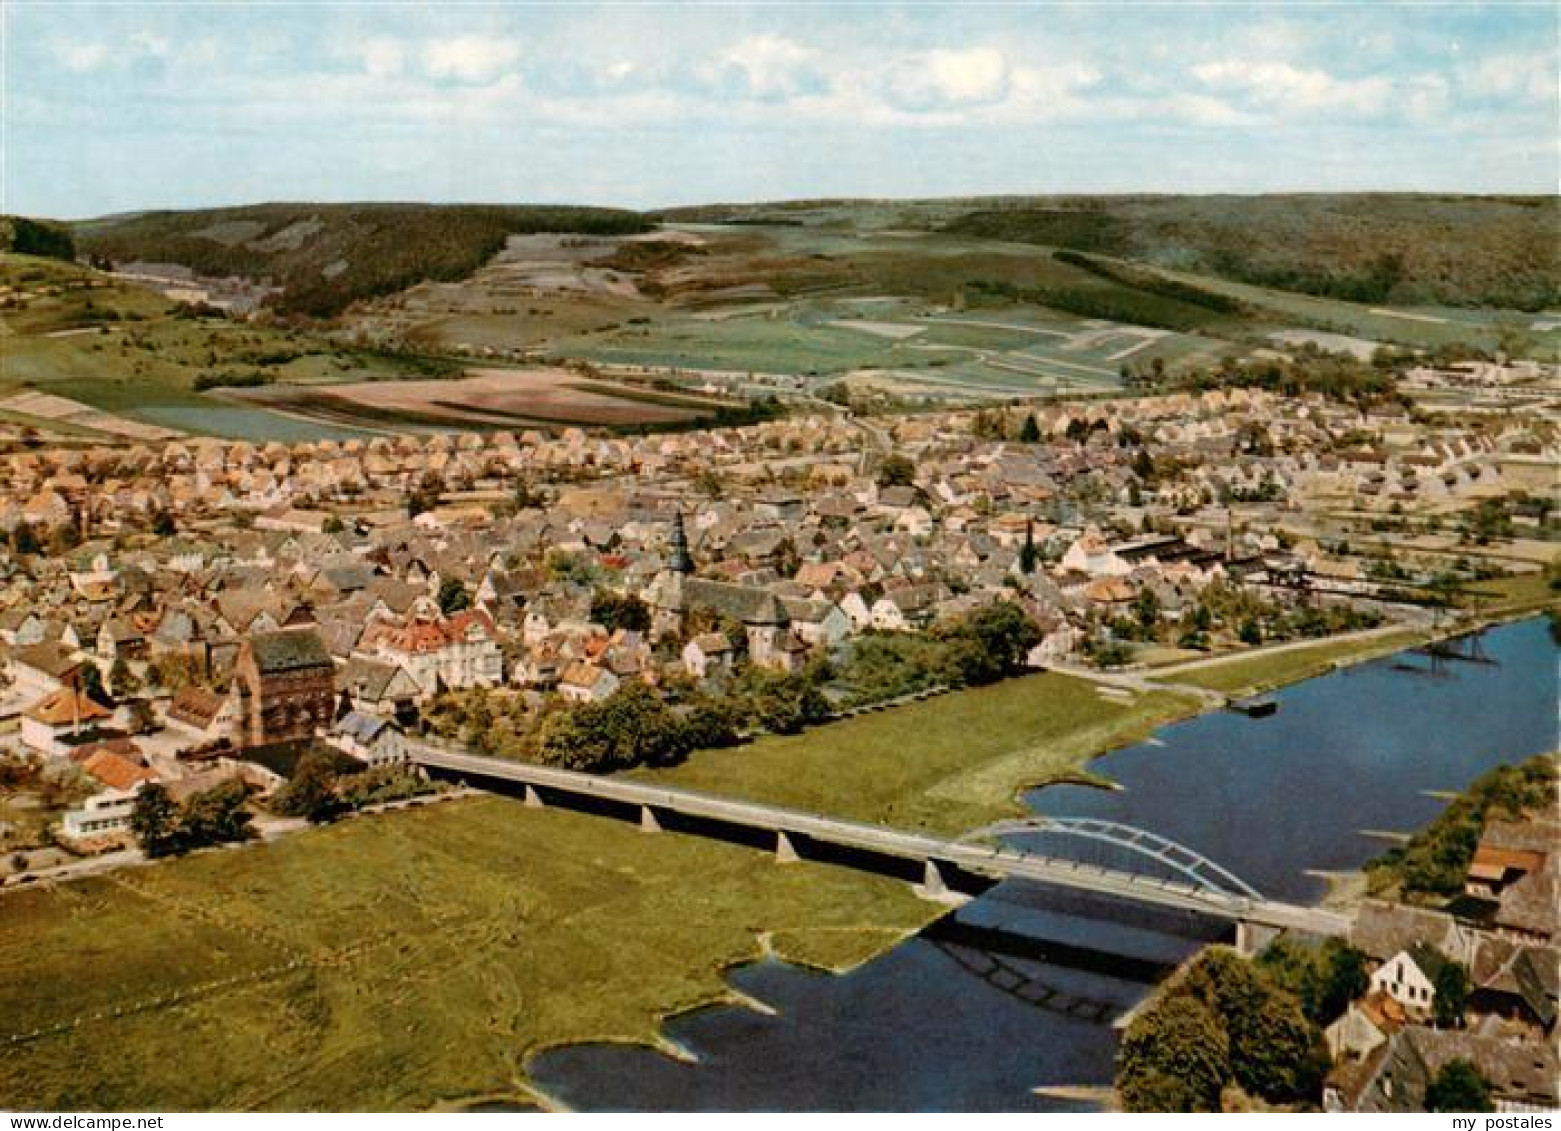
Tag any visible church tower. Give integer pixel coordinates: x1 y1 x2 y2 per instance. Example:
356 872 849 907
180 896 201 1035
647 510 693 640
667 510 693 576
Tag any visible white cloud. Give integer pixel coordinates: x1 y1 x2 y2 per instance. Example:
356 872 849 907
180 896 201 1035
886 47 1010 111
1192 60 1394 116
51 29 181 74
1458 51 1556 103
55 41 111 73
357 38 407 78
422 36 521 83
703 35 826 101
1158 93 1263 128
127 31 172 59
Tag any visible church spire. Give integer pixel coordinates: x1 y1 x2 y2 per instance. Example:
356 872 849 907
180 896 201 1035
667 510 693 575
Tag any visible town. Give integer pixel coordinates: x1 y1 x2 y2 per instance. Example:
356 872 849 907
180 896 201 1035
0 350 1554 1110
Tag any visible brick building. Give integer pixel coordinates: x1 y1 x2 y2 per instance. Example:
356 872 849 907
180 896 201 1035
235 628 335 748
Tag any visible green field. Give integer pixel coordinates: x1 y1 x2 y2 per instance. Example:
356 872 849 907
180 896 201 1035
0 797 936 1111
638 671 1200 836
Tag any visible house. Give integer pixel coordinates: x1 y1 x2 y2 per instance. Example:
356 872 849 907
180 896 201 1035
357 610 504 697
21 687 114 758
1059 530 1131 578
1325 991 1407 1062
558 661 618 703
338 656 422 722
9 642 83 701
1326 1028 1559 1113
870 585 940 631
779 596 852 648
96 618 146 661
60 788 141 842
329 710 408 767
682 633 736 680
234 628 336 748
80 745 157 792
1369 944 1447 1021
165 685 240 742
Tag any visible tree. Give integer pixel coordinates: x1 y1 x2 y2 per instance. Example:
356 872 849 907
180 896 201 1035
11 521 39 555
679 698 740 750
129 783 181 858
150 508 177 536
1257 937 1368 1026
876 453 916 489
47 520 81 555
934 601 1041 686
77 663 109 706
1426 1060 1493 1112
407 471 445 519
271 750 342 824
1185 949 1326 1105
1018 413 1041 443
1019 522 1039 576
127 699 158 735
1134 587 1162 637
108 656 139 698
1118 994 1230 1112
1433 958 1470 1028
591 590 651 634
437 577 471 615
532 683 696 773
512 479 546 509
321 514 345 534
179 779 253 847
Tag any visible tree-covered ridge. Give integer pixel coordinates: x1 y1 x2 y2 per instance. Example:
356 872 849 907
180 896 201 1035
72 203 651 319
941 195 1561 310
1366 753 1557 900
0 216 76 262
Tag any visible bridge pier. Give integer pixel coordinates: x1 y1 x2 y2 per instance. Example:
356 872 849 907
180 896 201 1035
524 785 544 809
916 859 970 905
640 805 661 834
775 831 800 864
1235 919 1280 957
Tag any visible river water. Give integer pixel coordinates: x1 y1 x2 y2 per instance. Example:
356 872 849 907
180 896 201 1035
529 617 1559 1111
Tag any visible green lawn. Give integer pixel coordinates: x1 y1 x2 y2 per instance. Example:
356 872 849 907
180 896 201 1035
1168 631 1429 696
1465 572 1561 618
0 796 935 1111
638 671 1200 836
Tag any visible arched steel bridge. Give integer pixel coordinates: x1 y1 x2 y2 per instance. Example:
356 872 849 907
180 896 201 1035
410 743 1350 940
955 816 1265 902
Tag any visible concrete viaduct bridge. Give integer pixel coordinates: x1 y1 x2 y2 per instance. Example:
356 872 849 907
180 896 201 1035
410 743 1351 951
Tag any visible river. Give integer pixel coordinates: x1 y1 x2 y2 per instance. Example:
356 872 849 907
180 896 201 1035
528 617 1559 1111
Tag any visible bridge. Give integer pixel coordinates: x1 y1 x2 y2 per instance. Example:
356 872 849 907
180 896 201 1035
409 743 1351 949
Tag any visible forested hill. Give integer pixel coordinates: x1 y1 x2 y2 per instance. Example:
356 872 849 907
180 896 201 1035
70 203 651 319
938 194 1560 311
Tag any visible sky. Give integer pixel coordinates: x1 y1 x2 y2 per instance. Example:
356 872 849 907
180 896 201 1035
4 1 1557 218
